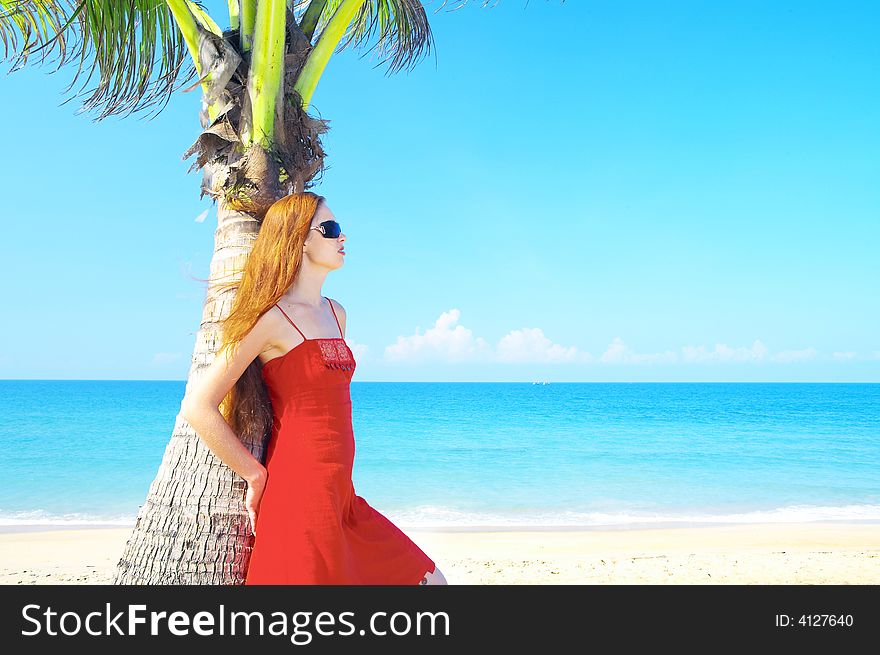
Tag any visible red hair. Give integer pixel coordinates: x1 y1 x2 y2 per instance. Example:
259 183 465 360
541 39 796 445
214 192 326 447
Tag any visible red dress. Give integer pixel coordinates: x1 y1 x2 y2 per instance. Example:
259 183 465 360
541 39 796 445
244 297 435 585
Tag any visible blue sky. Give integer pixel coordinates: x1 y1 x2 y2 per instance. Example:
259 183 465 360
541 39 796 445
1 0 877 382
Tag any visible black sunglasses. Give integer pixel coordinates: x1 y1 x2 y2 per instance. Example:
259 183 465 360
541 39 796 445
310 220 342 238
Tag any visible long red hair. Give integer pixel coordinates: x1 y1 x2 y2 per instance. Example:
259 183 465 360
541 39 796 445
214 192 326 448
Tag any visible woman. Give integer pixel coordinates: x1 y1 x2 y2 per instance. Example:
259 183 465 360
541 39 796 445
182 192 447 585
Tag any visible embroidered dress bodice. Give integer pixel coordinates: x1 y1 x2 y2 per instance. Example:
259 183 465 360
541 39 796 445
269 298 356 372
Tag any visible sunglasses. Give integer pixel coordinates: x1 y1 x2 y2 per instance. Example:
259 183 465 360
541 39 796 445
310 220 342 238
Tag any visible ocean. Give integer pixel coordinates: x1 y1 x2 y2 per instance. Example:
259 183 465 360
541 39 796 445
1 380 878 531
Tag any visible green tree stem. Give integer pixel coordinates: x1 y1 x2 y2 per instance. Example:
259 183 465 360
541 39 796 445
244 0 287 148
165 0 221 123
294 0 368 111
240 0 257 54
228 0 240 31
186 1 222 36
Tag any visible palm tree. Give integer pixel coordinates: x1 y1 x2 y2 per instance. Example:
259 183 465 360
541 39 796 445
0 0 553 584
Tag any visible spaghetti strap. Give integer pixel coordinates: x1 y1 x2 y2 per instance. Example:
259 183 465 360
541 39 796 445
326 296 343 338
274 303 307 340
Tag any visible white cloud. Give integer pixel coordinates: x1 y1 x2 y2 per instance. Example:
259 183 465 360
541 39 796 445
384 309 490 362
496 327 589 363
769 347 819 363
599 337 677 364
378 309 873 368
348 342 370 361
681 340 768 363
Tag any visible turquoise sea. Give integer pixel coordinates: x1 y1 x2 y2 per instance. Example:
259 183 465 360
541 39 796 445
1 380 878 531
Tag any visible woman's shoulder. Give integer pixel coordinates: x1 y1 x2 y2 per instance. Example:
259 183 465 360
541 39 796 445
327 297 346 316
327 298 346 337
259 303 287 325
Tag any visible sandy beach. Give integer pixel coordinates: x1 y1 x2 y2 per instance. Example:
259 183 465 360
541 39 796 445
1 521 878 584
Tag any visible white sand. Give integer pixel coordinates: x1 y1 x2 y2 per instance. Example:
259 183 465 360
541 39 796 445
2 522 878 584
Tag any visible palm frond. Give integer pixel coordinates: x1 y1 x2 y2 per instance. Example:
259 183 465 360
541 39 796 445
297 0 326 42
300 0 435 76
0 0 204 122
296 0 565 76
0 0 74 62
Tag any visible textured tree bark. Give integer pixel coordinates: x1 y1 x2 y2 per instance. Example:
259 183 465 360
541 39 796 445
113 200 263 584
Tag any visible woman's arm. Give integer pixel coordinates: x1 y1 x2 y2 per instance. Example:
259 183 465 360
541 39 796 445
180 310 277 484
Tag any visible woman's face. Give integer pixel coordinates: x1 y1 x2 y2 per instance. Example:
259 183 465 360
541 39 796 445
304 203 346 269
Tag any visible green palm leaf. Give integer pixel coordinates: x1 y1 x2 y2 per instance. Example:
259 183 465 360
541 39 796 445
0 0 199 121
300 0 434 75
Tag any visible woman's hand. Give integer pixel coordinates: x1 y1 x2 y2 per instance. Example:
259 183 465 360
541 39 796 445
245 467 268 536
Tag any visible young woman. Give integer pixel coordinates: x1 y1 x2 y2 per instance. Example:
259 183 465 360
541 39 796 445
182 192 447 585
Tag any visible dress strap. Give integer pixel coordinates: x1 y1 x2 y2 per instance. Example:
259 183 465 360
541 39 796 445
274 303 307 339
325 296 343 338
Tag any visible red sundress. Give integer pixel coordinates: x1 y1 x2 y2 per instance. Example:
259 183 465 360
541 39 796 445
244 296 435 585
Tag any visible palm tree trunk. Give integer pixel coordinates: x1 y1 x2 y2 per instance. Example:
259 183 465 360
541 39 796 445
112 8 331 586
113 201 261 584
110 0 429 585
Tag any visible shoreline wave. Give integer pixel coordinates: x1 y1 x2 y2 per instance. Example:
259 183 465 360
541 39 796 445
3 503 880 532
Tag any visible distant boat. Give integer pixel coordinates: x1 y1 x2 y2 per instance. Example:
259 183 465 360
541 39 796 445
531 381 550 385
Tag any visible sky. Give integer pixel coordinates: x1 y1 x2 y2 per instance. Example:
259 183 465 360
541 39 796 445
0 0 877 382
